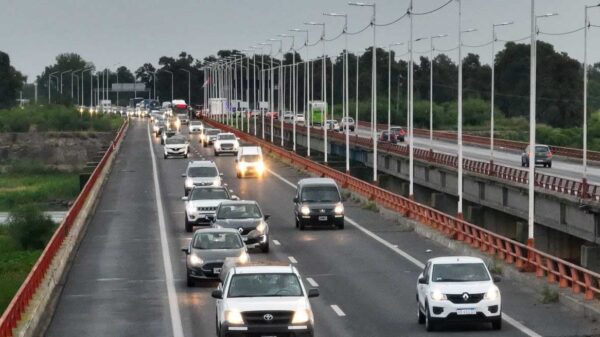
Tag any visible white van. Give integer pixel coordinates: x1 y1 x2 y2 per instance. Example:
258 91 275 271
236 146 265 178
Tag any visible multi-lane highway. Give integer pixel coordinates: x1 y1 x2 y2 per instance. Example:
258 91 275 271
45 120 600 337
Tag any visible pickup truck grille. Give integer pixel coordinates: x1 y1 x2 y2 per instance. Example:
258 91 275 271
197 206 217 212
221 144 234 150
242 311 293 325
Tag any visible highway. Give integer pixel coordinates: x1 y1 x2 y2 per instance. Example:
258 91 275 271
45 119 600 337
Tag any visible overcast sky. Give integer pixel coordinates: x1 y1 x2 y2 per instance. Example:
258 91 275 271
3 0 600 81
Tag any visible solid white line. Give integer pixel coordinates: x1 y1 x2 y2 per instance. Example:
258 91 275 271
306 277 319 287
147 124 185 337
330 305 346 317
267 167 541 337
288 256 298 264
273 239 281 246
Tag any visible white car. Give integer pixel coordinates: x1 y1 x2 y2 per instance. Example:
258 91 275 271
417 256 502 331
163 135 189 159
189 120 204 133
324 119 340 131
236 146 265 178
296 113 306 124
212 265 319 337
182 186 238 232
182 160 223 195
282 111 294 123
214 133 240 156
340 116 355 131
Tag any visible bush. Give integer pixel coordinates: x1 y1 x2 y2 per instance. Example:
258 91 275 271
7 205 56 250
0 105 122 132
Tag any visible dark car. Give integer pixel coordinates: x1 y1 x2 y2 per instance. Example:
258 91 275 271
390 126 407 142
379 131 398 144
522 144 553 168
181 228 249 286
293 178 344 230
212 200 270 253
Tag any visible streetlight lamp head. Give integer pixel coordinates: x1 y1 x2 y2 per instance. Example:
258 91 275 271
278 34 292 37
538 12 558 18
433 34 448 38
496 21 514 26
304 22 324 26
462 28 478 33
323 12 346 16
348 2 367 6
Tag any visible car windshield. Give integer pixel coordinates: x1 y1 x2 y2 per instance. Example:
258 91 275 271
431 263 490 282
535 146 549 152
156 121 165 126
218 134 236 140
192 232 243 249
301 186 340 202
207 130 220 135
190 121 202 126
390 127 403 132
228 273 303 298
189 188 229 200
241 155 261 163
188 166 218 177
217 204 262 219
166 138 186 145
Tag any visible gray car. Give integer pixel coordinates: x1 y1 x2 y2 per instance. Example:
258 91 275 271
181 228 249 286
212 200 270 253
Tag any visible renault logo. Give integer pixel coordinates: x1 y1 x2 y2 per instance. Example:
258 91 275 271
263 313 274 321
320 209 325 213
238 227 244 234
462 293 470 301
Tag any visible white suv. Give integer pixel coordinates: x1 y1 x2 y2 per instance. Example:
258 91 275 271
214 132 240 156
416 256 502 331
212 265 319 337
182 161 223 195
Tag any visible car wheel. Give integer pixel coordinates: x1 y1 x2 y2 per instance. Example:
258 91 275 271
260 241 270 253
236 172 241 178
299 221 306 231
214 151 219 156
186 274 194 287
185 214 193 233
548 162 552 168
295 218 299 228
164 154 168 159
491 315 502 330
417 302 425 324
425 305 437 332
337 222 344 230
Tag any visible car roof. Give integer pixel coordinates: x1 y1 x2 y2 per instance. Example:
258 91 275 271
187 160 217 168
193 228 239 235
218 200 259 206
428 256 485 264
217 132 235 135
232 265 297 275
297 177 337 187
239 146 261 154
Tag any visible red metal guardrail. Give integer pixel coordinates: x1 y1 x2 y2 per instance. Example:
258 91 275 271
0 120 128 337
206 117 600 304
357 120 600 162
261 119 600 200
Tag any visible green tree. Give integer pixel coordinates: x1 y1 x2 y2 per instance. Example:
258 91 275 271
0 51 26 109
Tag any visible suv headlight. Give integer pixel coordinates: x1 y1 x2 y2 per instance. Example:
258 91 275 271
334 203 344 215
189 255 204 266
213 178 221 186
484 286 500 301
292 309 311 324
185 178 193 188
256 221 267 234
430 290 447 301
225 310 244 325
300 205 310 216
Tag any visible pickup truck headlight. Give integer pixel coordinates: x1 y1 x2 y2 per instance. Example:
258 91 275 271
185 178 193 188
233 142 239 149
334 203 344 215
238 251 249 264
430 290 447 301
300 205 310 216
213 178 221 186
225 310 244 325
256 221 267 234
189 255 204 266
291 309 310 324
484 286 500 301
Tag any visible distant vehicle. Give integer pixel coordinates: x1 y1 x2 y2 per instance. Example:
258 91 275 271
293 178 344 230
212 265 319 337
163 135 189 159
153 120 165 136
182 160 223 195
129 97 143 109
214 133 239 156
379 131 398 144
522 144 552 168
265 111 279 120
172 99 189 121
296 113 306 124
390 126 407 142
160 129 177 145
324 119 340 132
282 111 294 122
177 113 189 125
99 100 112 113
189 120 203 133
201 128 221 147
210 98 227 117
182 186 238 232
181 228 249 286
213 200 270 253
236 146 265 178
416 256 502 331
340 116 355 131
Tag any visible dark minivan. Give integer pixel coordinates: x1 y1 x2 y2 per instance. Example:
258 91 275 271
293 178 344 230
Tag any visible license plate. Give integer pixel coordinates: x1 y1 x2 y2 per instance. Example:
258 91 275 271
318 216 328 221
457 309 476 315
213 268 222 274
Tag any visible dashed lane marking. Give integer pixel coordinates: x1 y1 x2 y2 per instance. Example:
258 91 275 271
306 277 319 287
288 256 298 264
273 239 281 246
330 305 346 317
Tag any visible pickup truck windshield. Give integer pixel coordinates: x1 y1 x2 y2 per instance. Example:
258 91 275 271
188 167 217 177
228 273 303 298
190 188 229 200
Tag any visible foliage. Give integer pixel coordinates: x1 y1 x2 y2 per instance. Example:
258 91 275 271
0 51 26 109
0 105 122 132
7 204 56 250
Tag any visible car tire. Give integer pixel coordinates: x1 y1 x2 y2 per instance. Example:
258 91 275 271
214 151 219 156
337 222 344 230
186 274 194 287
299 221 306 231
236 172 241 178
164 154 168 159
185 214 193 233
203 142 207 148
548 162 552 168
491 315 502 330
260 241 270 253
295 218 299 228
417 302 425 324
425 305 437 332
184 153 188 158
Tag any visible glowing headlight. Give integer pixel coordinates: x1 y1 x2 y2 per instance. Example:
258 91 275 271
238 251 249 264
238 162 248 171
233 142 239 149
484 286 500 301
213 178 222 186
256 221 266 234
430 290 447 301
225 310 244 324
300 205 310 216
291 309 310 324
185 178 193 188
256 162 265 173
334 203 344 215
189 255 204 266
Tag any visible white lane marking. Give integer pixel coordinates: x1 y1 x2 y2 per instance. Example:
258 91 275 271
273 239 281 246
267 167 542 337
306 277 319 287
147 124 185 337
288 256 298 264
330 305 346 317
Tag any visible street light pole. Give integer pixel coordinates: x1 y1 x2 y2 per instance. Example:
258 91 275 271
490 22 513 164
427 34 447 147
48 71 59 104
583 4 599 195
280 35 296 150
388 42 404 139
181 69 191 108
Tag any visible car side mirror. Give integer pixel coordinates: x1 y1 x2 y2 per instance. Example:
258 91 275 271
181 247 189 254
211 289 223 299
493 275 502 283
293 197 298 203
181 173 186 177
181 196 189 201
418 276 428 284
264 214 271 220
219 173 224 177
308 288 320 298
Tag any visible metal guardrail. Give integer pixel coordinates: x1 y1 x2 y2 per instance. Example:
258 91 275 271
0 121 128 337
206 117 600 304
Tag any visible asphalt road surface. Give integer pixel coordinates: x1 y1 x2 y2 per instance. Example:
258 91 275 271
45 119 600 337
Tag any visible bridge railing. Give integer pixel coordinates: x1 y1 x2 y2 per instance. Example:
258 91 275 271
206 117 600 303
0 121 128 337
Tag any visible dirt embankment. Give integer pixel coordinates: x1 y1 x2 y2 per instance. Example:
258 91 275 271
0 132 115 171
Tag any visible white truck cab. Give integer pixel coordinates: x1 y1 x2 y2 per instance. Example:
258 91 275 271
236 146 265 178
